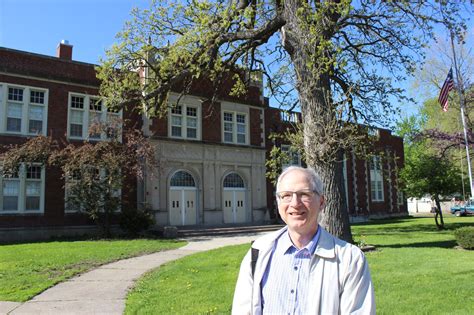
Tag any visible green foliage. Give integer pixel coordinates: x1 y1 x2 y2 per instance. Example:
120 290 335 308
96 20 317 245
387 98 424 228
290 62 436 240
394 115 421 145
125 217 474 314
397 106 466 200
0 239 186 302
454 226 474 249
421 98 462 133
119 208 156 237
265 128 304 185
401 150 462 199
1 124 156 237
97 0 467 240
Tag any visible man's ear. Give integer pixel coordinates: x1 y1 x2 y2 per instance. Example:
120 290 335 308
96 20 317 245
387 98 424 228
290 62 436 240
319 195 325 208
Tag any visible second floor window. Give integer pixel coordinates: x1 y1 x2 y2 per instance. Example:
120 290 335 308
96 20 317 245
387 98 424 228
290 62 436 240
68 93 121 141
281 145 301 169
370 155 384 202
169 104 200 140
0 84 48 136
223 111 247 145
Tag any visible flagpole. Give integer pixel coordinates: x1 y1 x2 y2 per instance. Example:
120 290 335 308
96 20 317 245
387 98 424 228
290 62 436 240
450 32 474 199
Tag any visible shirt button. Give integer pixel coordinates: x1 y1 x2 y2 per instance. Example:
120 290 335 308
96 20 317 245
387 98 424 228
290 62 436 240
291 289 294 294
294 266 298 270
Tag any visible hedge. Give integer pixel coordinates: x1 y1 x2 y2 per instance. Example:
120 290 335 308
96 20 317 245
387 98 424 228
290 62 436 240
454 226 474 250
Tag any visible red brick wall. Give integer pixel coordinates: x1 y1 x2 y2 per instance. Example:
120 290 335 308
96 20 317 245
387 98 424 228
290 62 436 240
0 47 99 86
249 108 263 146
202 100 221 142
0 48 141 228
171 72 264 108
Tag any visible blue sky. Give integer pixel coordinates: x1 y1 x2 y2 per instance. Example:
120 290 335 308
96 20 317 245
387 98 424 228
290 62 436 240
0 0 150 64
0 0 472 124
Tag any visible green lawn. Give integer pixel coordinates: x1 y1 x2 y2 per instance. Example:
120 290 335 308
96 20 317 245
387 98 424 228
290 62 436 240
125 216 474 315
0 238 186 302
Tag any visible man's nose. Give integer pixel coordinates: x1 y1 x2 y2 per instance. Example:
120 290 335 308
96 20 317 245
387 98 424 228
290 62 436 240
289 192 302 206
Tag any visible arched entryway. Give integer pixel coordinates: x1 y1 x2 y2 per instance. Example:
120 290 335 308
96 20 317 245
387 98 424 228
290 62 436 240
222 172 246 223
169 170 197 226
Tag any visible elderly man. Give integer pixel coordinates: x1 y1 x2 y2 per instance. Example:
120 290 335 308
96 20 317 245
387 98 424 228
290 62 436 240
232 166 375 314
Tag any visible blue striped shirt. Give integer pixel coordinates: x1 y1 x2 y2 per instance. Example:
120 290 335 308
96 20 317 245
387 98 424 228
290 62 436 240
261 227 321 315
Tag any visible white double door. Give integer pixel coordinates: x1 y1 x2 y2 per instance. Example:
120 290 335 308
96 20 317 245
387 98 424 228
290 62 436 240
169 188 197 226
223 189 246 223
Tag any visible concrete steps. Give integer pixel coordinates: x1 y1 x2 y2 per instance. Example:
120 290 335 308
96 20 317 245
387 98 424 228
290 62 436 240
176 223 284 237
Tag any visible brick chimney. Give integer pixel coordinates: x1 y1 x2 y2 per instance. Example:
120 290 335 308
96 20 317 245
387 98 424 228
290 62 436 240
56 40 73 60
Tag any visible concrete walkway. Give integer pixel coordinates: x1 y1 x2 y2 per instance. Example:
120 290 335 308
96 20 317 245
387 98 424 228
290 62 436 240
0 232 267 315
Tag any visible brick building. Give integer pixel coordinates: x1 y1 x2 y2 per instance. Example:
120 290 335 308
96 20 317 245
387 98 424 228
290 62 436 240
264 107 406 222
0 43 406 240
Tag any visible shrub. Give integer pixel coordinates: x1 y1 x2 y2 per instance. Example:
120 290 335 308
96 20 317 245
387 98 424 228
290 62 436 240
454 226 474 250
119 208 155 237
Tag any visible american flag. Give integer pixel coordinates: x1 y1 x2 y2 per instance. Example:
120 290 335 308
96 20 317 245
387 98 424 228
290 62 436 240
438 68 454 112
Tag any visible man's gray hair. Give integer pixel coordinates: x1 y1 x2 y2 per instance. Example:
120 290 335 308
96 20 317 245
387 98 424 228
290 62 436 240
276 166 324 196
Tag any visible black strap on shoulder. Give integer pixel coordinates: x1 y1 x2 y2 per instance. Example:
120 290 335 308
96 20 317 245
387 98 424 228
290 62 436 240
251 246 259 278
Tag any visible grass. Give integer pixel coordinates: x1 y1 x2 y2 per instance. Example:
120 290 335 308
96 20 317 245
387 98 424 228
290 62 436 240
126 244 245 314
125 216 474 315
0 238 186 302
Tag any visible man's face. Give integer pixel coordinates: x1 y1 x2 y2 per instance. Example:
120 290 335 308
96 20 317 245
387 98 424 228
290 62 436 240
277 170 324 237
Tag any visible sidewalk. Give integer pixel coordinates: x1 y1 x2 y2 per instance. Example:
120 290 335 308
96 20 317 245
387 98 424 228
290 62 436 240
0 232 267 315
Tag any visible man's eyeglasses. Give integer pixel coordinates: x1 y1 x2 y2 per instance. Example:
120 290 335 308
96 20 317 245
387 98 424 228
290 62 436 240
276 190 317 203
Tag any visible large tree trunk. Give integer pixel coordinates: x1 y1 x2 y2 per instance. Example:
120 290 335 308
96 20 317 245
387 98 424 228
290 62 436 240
282 0 353 242
314 157 353 242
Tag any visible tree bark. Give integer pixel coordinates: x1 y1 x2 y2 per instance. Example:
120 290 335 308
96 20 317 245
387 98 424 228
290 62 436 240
434 195 445 230
282 0 353 242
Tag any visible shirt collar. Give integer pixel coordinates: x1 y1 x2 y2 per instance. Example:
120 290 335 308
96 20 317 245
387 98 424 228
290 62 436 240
276 225 321 256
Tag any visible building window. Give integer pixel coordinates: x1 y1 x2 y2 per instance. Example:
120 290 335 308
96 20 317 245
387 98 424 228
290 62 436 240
169 104 200 140
370 155 384 202
223 111 247 144
7 102 22 132
0 84 48 135
89 98 103 139
397 191 404 206
170 171 196 187
65 171 81 213
368 127 380 138
280 111 299 123
8 87 23 101
281 145 301 169
64 168 121 213
68 93 122 140
7 87 24 132
223 173 245 188
28 90 45 134
0 163 45 213
25 165 42 211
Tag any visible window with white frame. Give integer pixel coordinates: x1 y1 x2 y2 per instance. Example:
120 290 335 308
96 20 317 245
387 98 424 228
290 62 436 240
280 111 299 123
0 163 45 213
370 155 384 202
68 93 122 140
368 127 380 138
223 111 247 144
397 191 404 205
64 170 82 213
281 145 301 168
169 104 200 140
64 167 121 213
89 98 103 139
0 83 48 135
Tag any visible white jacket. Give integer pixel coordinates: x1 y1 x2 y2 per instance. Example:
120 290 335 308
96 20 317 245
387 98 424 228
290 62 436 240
232 226 375 315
